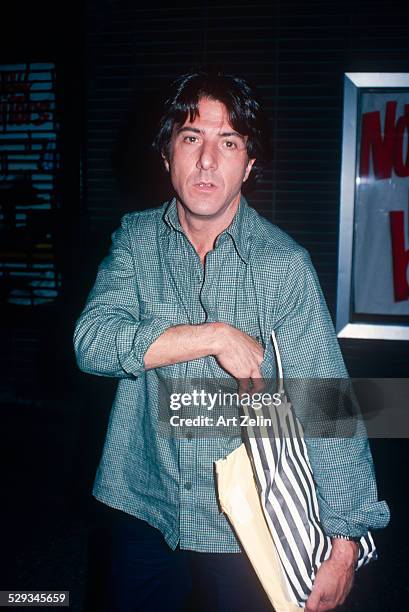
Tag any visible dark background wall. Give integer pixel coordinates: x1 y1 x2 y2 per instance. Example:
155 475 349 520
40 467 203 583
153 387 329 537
1 2 408 610
85 0 408 376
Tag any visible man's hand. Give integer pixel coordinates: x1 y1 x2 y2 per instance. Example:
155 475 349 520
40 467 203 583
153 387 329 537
305 539 358 612
213 323 265 394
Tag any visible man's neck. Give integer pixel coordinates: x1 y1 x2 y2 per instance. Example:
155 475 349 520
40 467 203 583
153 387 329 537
176 198 240 263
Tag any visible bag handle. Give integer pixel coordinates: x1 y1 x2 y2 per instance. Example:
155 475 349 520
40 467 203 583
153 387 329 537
270 331 284 397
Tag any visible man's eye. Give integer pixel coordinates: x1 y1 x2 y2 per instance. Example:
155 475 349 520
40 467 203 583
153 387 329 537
183 136 198 143
224 140 237 149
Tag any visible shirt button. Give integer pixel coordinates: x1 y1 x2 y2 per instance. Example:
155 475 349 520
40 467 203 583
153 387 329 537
186 431 193 441
184 482 192 490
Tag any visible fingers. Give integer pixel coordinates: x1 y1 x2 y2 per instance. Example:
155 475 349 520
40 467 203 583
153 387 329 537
306 601 334 612
305 589 322 612
238 378 252 396
250 372 265 394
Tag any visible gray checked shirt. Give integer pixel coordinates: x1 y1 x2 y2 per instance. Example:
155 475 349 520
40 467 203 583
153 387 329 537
74 196 390 552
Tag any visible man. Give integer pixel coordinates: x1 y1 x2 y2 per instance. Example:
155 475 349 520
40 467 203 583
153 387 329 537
74 69 389 612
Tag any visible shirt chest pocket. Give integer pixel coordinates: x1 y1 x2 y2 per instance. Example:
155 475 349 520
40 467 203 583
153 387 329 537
139 300 187 325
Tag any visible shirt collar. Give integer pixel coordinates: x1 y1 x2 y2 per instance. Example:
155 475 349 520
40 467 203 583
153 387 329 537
161 197 183 234
161 195 251 263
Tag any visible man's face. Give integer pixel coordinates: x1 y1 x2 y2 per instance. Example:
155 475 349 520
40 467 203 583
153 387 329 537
163 97 255 219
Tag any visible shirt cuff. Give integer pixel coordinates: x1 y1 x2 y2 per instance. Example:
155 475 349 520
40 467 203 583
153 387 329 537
116 317 176 377
317 495 390 539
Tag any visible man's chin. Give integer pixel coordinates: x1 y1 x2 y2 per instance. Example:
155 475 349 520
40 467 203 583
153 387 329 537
178 198 225 218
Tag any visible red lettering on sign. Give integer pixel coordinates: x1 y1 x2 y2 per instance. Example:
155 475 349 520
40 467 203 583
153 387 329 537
394 105 409 178
360 102 409 180
390 204 409 302
360 101 396 179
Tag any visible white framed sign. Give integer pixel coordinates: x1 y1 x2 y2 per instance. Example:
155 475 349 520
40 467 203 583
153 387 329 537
336 73 409 340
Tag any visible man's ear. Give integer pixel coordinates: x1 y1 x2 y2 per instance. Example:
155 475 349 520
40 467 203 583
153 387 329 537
161 150 170 172
243 158 256 183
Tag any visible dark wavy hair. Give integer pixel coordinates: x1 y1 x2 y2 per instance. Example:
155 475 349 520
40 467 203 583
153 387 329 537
152 68 272 186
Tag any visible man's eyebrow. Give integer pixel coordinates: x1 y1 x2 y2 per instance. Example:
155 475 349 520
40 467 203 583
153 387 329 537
176 127 201 134
176 126 245 140
219 131 245 140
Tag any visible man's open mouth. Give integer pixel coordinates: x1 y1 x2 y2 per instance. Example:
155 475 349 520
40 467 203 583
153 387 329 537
194 182 217 189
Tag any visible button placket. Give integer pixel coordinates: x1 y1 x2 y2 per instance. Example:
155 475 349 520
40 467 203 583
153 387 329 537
179 437 197 547
200 249 219 323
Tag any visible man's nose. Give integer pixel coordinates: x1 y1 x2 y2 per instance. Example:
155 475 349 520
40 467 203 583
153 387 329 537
196 141 218 171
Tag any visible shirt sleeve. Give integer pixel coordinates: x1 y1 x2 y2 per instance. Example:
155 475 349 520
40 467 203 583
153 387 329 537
73 214 176 378
274 248 390 538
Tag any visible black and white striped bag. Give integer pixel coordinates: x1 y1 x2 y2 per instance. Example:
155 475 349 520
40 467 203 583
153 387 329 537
241 331 377 607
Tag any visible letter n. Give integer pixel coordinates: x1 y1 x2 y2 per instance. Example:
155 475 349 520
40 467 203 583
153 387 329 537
360 101 396 179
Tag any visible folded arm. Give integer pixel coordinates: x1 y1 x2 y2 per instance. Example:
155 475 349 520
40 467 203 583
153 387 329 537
74 214 264 387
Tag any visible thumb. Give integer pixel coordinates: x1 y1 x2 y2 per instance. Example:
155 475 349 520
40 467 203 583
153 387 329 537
305 588 321 612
